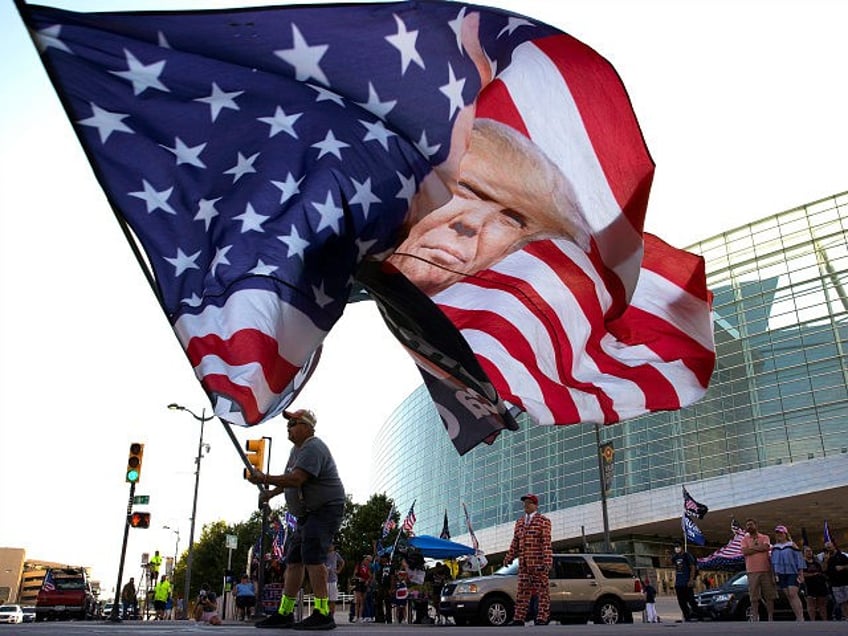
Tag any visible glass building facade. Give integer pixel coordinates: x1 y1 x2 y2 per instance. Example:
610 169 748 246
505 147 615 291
372 191 848 546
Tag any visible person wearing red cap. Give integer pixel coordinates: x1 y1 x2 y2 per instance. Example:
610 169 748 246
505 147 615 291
503 494 552 626
770 525 805 621
247 408 345 630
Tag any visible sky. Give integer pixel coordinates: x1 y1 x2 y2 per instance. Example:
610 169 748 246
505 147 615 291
1 0 847 595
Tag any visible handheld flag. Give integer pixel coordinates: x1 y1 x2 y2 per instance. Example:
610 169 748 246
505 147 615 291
824 520 832 544
381 505 397 539
271 519 286 562
402 502 417 536
683 486 709 520
19 2 715 454
682 514 706 546
440 509 450 540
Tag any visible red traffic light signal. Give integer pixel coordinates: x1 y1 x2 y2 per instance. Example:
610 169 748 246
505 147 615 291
128 512 151 528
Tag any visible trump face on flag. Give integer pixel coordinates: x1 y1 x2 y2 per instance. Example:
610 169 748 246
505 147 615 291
387 117 591 296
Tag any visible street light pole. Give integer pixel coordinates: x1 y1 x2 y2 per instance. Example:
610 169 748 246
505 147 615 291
168 403 214 618
163 526 180 576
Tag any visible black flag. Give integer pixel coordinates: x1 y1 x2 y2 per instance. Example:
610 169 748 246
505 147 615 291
683 486 709 519
440 510 450 540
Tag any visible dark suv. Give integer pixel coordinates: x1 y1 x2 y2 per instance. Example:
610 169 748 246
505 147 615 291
439 553 645 626
35 567 97 622
695 571 807 621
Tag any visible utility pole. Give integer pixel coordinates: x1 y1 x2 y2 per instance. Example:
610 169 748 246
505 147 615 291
594 424 612 552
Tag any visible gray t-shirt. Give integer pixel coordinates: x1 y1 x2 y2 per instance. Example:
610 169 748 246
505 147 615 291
283 436 345 517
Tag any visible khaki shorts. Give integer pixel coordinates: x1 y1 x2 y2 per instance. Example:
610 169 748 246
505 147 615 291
747 571 777 602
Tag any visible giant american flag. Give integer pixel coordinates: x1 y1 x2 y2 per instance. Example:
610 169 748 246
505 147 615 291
20 1 715 454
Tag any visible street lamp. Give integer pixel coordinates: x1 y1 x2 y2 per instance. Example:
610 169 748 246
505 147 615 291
163 525 180 576
168 403 214 617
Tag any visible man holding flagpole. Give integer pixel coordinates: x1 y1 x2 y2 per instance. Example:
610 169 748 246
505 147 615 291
247 408 345 630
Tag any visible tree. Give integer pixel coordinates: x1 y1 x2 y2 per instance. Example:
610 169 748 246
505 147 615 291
170 511 268 602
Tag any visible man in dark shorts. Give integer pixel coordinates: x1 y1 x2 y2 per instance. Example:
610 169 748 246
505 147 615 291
248 408 345 630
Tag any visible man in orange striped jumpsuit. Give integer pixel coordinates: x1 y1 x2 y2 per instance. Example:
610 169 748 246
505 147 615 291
504 494 553 626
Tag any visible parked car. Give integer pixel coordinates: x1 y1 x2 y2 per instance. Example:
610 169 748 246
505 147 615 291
35 567 97 621
21 606 36 623
439 553 645 626
695 570 807 621
0 604 24 624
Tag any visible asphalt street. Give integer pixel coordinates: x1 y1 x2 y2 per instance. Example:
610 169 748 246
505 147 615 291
9 596 847 636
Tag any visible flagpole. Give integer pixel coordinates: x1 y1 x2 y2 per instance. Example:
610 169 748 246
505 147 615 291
390 500 415 562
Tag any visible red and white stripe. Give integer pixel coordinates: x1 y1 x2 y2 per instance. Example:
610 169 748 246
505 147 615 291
173 287 326 425
435 33 714 427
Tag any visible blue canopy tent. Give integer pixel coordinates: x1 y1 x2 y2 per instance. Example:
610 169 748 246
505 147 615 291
407 535 476 559
406 535 481 576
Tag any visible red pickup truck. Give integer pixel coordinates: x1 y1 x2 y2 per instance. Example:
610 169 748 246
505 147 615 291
35 567 97 621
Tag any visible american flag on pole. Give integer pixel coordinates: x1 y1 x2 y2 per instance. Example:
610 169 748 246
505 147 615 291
41 569 56 592
381 505 397 539
20 1 714 454
402 502 417 536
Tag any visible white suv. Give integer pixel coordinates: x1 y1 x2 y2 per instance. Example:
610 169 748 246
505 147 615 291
439 553 645 626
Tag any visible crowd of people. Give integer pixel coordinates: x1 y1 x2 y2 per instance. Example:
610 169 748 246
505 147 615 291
345 550 454 625
740 518 848 622
127 404 848 630
667 517 848 623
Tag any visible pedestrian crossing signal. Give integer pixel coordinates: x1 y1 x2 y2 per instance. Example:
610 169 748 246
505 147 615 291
126 442 144 483
129 512 151 528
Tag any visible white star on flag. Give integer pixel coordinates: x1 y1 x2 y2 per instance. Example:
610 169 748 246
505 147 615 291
110 49 169 96
78 103 133 143
233 203 269 233
275 24 329 85
258 106 302 139
128 179 176 214
194 82 243 122
385 14 425 75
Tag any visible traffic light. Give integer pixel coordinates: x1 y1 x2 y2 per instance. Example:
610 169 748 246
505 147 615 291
128 512 151 528
244 438 266 480
126 442 144 483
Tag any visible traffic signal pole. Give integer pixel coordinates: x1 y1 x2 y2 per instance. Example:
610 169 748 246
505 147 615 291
110 481 136 622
